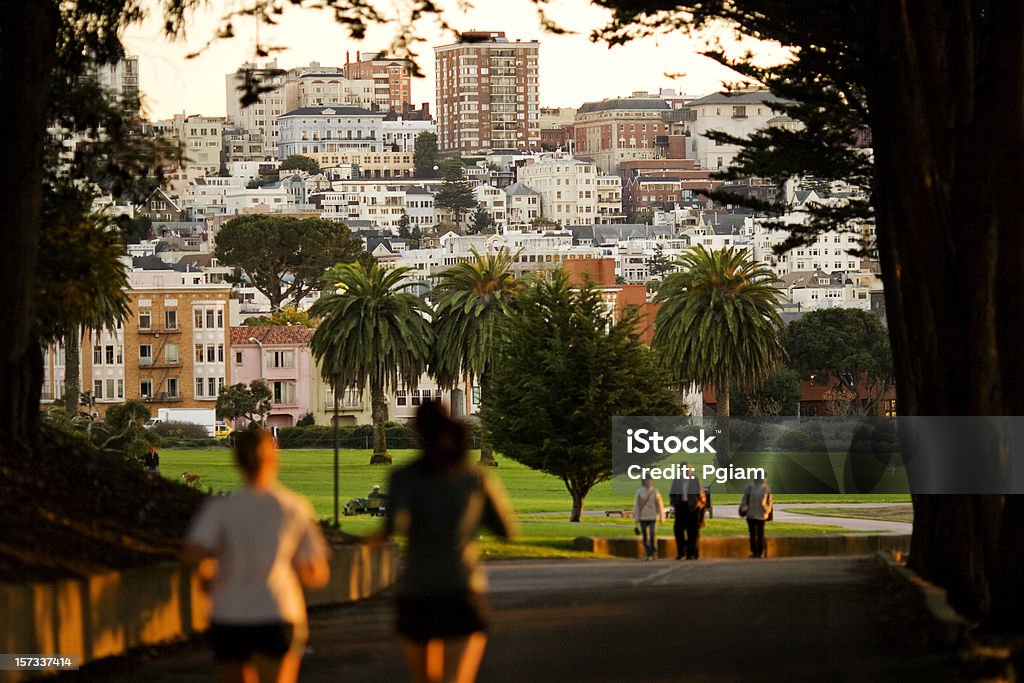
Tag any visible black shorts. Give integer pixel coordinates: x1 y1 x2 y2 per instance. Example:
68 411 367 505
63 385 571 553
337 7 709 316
207 622 305 662
396 593 489 643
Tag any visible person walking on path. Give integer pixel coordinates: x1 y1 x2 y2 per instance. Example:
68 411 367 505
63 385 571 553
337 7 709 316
741 476 774 558
184 428 330 683
378 401 517 683
144 445 159 473
669 462 705 560
633 477 664 561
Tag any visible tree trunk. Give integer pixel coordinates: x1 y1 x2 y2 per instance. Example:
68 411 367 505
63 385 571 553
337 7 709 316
369 379 390 464
477 375 498 467
0 4 57 453
64 328 80 418
569 492 584 523
715 384 732 468
864 1 1024 620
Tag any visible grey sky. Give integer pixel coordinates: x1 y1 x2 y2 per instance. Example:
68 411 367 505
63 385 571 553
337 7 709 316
124 0 786 120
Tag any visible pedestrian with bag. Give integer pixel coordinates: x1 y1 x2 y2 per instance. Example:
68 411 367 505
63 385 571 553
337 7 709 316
740 475 774 558
633 476 664 561
669 462 705 559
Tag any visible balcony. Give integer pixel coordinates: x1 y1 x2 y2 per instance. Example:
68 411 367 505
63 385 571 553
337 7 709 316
148 360 182 369
324 401 365 412
137 327 181 335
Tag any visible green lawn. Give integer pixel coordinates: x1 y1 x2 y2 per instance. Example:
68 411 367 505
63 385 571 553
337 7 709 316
161 448 894 558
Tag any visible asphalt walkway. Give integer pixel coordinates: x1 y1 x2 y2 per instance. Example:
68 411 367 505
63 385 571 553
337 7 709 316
68 556 959 682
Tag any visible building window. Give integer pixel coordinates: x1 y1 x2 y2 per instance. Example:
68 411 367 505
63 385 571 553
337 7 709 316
218 344 224 363
272 381 295 404
139 344 153 366
117 379 124 399
235 351 243 364
166 378 179 398
208 377 217 397
139 310 151 329
195 378 204 398
266 350 295 368
217 309 224 328
140 379 153 398
93 345 103 365
165 343 179 364
106 379 115 400
195 344 204 363
93 380 103 399
206 345 216 363
396 389 407 406
165 310 178 330
194 310 203 329
105 345 115 365
206 310 215 329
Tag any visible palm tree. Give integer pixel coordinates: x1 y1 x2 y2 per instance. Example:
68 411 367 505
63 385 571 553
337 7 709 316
311 261 432 464
653 245 785 419
431 248 522 467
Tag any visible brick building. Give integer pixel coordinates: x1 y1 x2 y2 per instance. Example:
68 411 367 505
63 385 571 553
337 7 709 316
434 32 540 153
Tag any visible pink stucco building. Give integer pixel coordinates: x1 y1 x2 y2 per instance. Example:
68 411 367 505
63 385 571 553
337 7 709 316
229 326 316 428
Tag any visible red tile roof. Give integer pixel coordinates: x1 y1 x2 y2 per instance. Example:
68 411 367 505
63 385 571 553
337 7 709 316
230 326 315 346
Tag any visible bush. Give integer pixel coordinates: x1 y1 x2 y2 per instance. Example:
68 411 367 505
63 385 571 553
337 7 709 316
776 429 811 450
275 422 417 449
152 421 210 440
296 412 316 427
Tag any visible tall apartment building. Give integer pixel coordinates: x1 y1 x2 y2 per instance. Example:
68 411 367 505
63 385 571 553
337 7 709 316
434 32 540 154
683 89 784 170
226 61 288 157
343 51 413 112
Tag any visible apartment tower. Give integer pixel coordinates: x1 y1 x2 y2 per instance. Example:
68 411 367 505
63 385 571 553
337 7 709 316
434 32 539 154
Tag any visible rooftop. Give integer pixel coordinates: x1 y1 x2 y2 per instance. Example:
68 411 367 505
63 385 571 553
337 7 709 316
230 326 316 345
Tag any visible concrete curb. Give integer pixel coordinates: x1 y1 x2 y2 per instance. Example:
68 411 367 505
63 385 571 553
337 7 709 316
872 550 973 650
573 534 911 559
0 543 399 682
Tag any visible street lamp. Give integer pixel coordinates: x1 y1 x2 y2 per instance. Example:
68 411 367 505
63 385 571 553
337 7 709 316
248 336 265 428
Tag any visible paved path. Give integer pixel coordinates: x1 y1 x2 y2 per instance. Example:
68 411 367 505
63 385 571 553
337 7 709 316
549 503 914 534
69 556 958 682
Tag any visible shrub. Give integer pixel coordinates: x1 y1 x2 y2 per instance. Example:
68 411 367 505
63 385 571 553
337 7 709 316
776 429 811 450
296 412 316 427
152 421 210 440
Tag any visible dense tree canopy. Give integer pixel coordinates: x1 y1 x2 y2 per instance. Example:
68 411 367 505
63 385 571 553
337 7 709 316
483 272 680 521
786 308 892 415
279 154 320 175
216 380 273 426
214 215 362 311
413 131 439 177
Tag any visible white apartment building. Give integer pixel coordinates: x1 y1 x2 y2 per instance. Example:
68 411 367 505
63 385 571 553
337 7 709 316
404 186 438 229
684 90 785 170
276 107 386 158
776 270 873 312
474 184 507 228
172 115 226 175
382 118 436 153
181 176 248 220
317 183 406 231
288 71 375 109
504 182 541 225
596 175 626 224
516 154 600 226
226 61 288 157
225 186 295 215
749 213 865 275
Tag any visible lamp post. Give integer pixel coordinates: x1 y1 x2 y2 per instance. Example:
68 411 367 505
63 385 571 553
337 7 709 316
248 336 265 427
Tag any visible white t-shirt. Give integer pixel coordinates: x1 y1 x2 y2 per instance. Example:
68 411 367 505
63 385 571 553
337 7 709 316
186 484 329 624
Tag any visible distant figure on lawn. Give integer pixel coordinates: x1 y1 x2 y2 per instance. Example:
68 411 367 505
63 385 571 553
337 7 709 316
742 476 774 559
144 446 159 473
381 401 517 683
633 476 665 561
669 461 706 560
184 428 330 683
368 483 384 499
